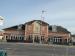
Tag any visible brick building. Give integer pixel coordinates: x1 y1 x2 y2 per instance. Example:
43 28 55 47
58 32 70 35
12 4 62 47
3 20 71 44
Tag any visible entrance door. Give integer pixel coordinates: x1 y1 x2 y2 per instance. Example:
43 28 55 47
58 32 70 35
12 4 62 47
34 35 39 43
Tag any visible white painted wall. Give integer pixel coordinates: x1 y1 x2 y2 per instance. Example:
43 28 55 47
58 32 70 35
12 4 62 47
0 36 3 39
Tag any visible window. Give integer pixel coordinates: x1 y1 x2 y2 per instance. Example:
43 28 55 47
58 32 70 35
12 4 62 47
49 26 52 31
11 36 13 40
28 25 31 31
18 25 22 30
42 27 45 31
21 37 24 40
6 36 8 40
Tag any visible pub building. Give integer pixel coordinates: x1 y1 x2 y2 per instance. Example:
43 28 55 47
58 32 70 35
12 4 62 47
3 20 71 44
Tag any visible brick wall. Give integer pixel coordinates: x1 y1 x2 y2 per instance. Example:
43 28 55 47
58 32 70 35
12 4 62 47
48 32 70 39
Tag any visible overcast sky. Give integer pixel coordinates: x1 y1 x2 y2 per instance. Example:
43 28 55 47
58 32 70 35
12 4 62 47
0 0 75 34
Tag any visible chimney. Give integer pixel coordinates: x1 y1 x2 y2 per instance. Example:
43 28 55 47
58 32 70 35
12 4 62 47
52 25 57 32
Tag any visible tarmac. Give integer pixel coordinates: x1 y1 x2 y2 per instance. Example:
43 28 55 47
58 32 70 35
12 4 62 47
0 42 75 56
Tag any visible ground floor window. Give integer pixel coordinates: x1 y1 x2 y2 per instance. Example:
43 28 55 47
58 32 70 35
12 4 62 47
6 36 8 40
6 35 24 42
48 36 63 44
53 37 62 44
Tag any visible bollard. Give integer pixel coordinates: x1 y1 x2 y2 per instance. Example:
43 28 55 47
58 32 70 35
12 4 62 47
0 50 7 56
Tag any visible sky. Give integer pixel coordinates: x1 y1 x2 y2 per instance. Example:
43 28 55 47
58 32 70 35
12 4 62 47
0 0 75 34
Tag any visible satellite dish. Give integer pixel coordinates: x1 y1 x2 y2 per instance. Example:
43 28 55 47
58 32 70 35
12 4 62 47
0 16 4 26
0 16 4 20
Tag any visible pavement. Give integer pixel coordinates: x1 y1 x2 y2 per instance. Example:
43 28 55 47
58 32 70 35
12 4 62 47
0 42 75 56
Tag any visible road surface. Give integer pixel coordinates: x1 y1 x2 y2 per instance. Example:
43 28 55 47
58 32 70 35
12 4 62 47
0 43 75 56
